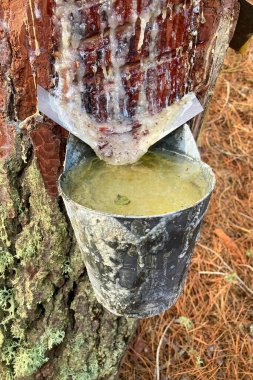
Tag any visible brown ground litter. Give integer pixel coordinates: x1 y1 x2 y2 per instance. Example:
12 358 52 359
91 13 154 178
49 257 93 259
119 43 253 380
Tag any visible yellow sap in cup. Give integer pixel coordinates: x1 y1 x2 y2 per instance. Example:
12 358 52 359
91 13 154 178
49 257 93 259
62 151 209 216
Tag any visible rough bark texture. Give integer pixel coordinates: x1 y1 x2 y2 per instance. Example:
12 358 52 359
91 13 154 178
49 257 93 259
0 2 135 379
0 1 239 379
0 132 136 380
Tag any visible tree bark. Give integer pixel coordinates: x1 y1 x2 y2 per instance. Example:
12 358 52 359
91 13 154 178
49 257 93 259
0 1 239 379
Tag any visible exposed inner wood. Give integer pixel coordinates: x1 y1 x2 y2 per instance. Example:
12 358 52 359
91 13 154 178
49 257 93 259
54 0 239 164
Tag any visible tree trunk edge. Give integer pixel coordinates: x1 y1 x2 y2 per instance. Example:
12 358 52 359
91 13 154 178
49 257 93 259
192 0 240 139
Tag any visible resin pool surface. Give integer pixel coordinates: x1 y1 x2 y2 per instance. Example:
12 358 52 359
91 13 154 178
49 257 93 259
62 150 209 216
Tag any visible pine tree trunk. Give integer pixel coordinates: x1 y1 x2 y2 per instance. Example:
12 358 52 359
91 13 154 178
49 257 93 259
0 1 239 379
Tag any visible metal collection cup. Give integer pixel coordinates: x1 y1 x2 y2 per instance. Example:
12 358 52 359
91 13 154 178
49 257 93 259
59 125 215 318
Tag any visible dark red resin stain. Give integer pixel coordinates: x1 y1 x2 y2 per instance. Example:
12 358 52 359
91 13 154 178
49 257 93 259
30 122 68 197
74 1 220 122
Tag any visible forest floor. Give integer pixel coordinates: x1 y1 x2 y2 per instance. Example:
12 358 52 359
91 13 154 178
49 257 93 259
120 44 253 380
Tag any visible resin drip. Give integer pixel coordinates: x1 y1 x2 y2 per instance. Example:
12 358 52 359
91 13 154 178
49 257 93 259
53 0 206 164
62 151 208 216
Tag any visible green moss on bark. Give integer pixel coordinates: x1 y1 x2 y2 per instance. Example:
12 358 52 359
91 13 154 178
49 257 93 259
13 328 65 377
16 161 68 262
55 280 136 380
0 136 70 378
0 132 136 379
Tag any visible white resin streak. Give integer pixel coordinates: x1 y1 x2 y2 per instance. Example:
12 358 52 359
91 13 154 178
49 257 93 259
52 0 203 164
38 86 203 165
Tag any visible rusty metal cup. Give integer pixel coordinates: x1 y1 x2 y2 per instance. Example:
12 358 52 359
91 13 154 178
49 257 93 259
59 125 215 318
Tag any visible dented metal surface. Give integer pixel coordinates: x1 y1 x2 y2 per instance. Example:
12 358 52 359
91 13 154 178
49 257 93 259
59 125 215 318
